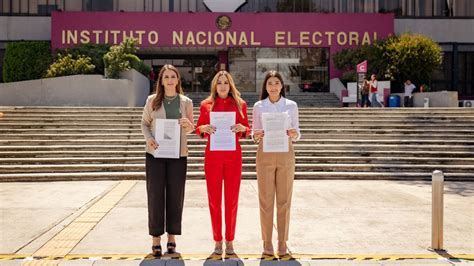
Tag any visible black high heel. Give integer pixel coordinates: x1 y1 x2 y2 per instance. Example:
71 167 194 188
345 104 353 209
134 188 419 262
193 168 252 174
167 242 176 253
152 245 162 257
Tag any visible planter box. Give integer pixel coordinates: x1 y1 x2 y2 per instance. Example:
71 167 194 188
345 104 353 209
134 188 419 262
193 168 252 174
391 91 458 107
0 69 149 107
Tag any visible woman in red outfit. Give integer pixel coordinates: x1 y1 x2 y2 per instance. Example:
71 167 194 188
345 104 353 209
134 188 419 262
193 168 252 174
196 71 250 255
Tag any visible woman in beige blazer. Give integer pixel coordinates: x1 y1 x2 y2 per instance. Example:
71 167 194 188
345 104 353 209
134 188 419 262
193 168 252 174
141 64 194 257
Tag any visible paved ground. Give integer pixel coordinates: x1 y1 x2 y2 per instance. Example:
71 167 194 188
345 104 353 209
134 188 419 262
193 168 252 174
0 180 473 265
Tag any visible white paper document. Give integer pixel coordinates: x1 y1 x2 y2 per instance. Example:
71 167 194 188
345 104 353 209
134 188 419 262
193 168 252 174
262 112 289 152
153 119 181 158
210 112 236 151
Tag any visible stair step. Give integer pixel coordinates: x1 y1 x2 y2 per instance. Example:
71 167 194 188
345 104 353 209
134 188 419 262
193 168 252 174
2 156 473 165
1 163 472 173
0 144 472 152
0 133 472 140
1 150 473 158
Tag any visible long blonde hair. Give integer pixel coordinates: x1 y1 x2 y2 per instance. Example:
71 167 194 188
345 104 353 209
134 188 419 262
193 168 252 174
152 64 184 111
205 71 245 118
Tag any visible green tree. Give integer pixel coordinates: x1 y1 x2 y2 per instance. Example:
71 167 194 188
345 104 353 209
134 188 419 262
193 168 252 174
333 34 442 88
385 34 442 86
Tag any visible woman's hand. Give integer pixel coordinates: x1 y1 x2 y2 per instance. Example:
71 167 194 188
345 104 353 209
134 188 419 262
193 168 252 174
147 138 159 150
198 124 216 135
253 129 264 143
231 123 247 133
287 128 298 140
179 118 194 132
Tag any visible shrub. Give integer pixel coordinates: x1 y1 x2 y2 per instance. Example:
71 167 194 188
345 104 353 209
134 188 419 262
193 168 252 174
125 54 152 76
2 41 52 82
45 54 95 78
103 38 149 78
55 44 109 74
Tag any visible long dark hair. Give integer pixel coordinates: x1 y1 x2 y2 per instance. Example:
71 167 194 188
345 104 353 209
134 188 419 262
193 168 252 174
152 64 184 111
260 70 286 100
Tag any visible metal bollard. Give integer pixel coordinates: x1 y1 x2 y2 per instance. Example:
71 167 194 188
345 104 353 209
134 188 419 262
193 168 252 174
431 170 444 250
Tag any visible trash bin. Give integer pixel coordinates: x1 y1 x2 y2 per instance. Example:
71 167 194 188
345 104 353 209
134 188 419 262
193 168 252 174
424 98 430 108
388 95 401 107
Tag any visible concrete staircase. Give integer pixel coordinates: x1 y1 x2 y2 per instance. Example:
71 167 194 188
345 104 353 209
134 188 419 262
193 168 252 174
0 106 473 182
186 92 341 107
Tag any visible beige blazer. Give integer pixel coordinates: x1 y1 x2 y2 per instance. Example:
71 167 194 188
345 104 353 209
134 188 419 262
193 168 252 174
141 94 194 157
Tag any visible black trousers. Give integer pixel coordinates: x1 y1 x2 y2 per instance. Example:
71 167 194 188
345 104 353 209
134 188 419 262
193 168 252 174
404 96 413 107
145 153 187 237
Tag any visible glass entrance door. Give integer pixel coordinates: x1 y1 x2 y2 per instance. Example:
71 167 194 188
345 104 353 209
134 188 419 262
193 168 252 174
150 55 218 93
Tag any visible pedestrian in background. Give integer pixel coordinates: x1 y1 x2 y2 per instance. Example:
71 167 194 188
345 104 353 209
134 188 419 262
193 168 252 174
360 78 371 108
404 80 416 107
369 74 382 107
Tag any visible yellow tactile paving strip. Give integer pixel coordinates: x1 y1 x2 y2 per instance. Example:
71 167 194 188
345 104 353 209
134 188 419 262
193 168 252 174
1 253 472 262
18 180 137 266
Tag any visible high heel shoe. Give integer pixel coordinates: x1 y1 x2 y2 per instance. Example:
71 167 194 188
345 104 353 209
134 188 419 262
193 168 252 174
225 241 235 255
167 242 176 254
263 241 274 256
213 241 223 255
151 245 162 257
277 241 288 257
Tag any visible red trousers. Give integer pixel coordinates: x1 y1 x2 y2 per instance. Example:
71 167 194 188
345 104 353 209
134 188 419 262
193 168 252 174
204 149 242 241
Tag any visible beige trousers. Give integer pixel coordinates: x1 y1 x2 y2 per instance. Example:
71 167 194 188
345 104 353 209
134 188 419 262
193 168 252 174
256 140 295 241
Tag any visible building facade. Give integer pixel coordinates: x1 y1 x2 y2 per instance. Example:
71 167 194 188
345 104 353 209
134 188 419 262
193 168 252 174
1 0 473 98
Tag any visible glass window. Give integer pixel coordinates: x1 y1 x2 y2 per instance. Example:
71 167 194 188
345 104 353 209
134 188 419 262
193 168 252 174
311 0 335 12
415 0 433 17
197 0 208 12
433 0 449 16
276 0 294 12
431 51 452 91
454 0 474 16
238 0 258 12
12 0 19 13
378 0 402 15
65 0 83 11
259 0 278 12
229 48 257 92
255 48 329 93
295 0 310 12
458 52 474 97
38 0 59 15
86 0 113 11
20 0 28 13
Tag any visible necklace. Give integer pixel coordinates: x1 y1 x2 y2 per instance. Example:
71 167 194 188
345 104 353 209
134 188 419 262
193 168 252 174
164 94 178 104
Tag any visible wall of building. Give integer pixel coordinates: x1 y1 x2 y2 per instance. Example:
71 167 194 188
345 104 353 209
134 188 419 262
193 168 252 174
395 19 474 43
0 16 50 41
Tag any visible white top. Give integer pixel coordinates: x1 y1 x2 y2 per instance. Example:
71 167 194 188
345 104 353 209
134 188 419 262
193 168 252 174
252 96 301 141
404 83 416 96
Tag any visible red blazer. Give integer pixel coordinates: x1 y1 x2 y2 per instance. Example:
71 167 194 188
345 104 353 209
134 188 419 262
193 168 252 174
196 97 250 152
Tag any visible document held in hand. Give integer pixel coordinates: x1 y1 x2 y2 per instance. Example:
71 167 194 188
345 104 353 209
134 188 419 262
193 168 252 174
262 112 289 152
153 119 181 158
210 112 236 151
